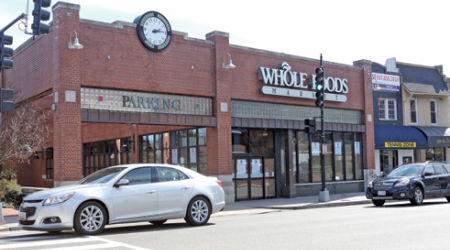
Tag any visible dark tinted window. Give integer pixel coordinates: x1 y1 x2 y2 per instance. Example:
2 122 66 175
424 165 436 176
433 164 446 174
121 168 152 185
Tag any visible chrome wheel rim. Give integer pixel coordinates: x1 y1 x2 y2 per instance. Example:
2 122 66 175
80 205 104 232
190 200 209 223
415 188 423 203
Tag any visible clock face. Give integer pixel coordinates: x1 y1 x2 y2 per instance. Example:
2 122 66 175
134 11 172 52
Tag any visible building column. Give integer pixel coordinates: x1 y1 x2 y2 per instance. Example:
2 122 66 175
353 60 375 189
52 3 83 186
206 31 234 203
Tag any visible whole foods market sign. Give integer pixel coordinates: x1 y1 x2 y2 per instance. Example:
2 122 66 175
259 62 347 102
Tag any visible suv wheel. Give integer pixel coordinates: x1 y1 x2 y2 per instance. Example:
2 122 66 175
410 186 423 205
372 200 385 207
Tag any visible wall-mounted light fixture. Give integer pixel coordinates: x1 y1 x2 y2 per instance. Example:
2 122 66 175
222 53 236 69
68 31 84 49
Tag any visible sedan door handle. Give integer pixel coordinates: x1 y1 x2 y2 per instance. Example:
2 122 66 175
146 190 156 194
182 186 190 190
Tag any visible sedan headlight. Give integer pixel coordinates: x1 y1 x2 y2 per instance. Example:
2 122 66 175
43 192 75 206
368 180 374 188
394 179 409 187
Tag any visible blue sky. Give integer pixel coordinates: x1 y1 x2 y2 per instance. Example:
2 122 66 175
1 0 450 75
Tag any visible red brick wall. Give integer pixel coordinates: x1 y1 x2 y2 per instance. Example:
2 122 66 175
228 49 365 111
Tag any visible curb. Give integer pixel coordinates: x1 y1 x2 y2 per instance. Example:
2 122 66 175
0 225 22 232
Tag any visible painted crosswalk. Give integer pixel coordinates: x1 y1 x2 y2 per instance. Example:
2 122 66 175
0 231 150 250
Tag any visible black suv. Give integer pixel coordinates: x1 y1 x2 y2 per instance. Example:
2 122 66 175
366 161 450 206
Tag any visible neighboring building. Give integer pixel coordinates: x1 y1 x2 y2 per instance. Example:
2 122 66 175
386 58 450 164
1 2 375 202
372 61 428 177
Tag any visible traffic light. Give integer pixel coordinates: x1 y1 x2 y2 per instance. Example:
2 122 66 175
315 67 324 107
0 88 14 112
0 34 13 72
305 118 316 134
32 0 52 36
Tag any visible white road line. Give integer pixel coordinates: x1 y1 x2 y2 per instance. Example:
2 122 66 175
88 236 152 250
40 242 119 250
0 237 98 249
0 231 39 237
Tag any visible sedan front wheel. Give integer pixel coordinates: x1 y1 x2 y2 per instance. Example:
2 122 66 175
74 201 107 235
185 197 211 226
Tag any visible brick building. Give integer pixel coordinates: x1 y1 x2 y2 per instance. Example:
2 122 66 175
1 2 375 203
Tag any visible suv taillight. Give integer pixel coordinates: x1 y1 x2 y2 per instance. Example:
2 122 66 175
215 180 223 188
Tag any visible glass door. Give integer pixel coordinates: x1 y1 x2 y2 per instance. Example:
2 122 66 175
234 157 275 200
235 158 249 200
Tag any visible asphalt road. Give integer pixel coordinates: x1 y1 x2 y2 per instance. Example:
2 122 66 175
1 198 450 250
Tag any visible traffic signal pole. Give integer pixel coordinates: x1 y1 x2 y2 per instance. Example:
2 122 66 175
317 54 329 202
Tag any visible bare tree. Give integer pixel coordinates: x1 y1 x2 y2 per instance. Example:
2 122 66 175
0 104 51 168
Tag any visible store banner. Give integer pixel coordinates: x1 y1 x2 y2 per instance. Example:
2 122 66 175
372 73 400 93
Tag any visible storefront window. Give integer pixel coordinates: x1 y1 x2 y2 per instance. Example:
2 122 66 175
344 133 354 180
189 129 197 146
334 133 344 181
325 133 333 181
249 130 274 153
232 129 248 153
297 131 310 183
311 134 321 182
427 147 445 161
198 128 206 145
355 134 363 180
82 138 129 177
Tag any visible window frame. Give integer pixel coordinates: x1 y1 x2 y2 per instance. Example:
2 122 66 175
430 99 438 125
410 98 418 124
378 98 397 121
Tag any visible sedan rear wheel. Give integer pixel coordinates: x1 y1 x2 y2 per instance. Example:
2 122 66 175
74 201 107 235
185 197 211 226
372 200 385 207
410 186 423 205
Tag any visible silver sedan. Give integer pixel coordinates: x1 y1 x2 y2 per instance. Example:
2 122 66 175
19 164 226 235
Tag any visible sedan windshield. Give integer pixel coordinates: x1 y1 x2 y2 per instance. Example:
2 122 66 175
387 164 424 177
78 167 127 185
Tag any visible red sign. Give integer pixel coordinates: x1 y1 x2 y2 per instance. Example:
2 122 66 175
322 144 327 155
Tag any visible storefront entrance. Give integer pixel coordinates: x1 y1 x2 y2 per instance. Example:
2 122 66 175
234 157 276 200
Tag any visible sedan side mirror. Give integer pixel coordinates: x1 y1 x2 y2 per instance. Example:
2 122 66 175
423 172 433 177
114 179 129 187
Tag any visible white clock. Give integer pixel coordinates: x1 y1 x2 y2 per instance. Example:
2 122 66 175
134 11 172 52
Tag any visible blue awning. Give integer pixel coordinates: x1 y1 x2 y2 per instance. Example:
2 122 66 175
375 125 427 150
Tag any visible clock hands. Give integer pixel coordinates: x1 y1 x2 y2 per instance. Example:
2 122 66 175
152 29 165 34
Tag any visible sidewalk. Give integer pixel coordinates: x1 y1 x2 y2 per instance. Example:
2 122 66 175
0 192 373 231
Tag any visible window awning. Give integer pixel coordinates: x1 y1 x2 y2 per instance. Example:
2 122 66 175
414 126 450 147
375 125 427 150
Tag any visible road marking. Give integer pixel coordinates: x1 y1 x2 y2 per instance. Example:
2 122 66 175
40 242 120 250
0 237 97 249
87 236 152 250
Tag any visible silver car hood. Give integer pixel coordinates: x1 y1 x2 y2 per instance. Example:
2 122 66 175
23 184 105 200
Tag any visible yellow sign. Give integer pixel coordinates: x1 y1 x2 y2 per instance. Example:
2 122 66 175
385 142 416 148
